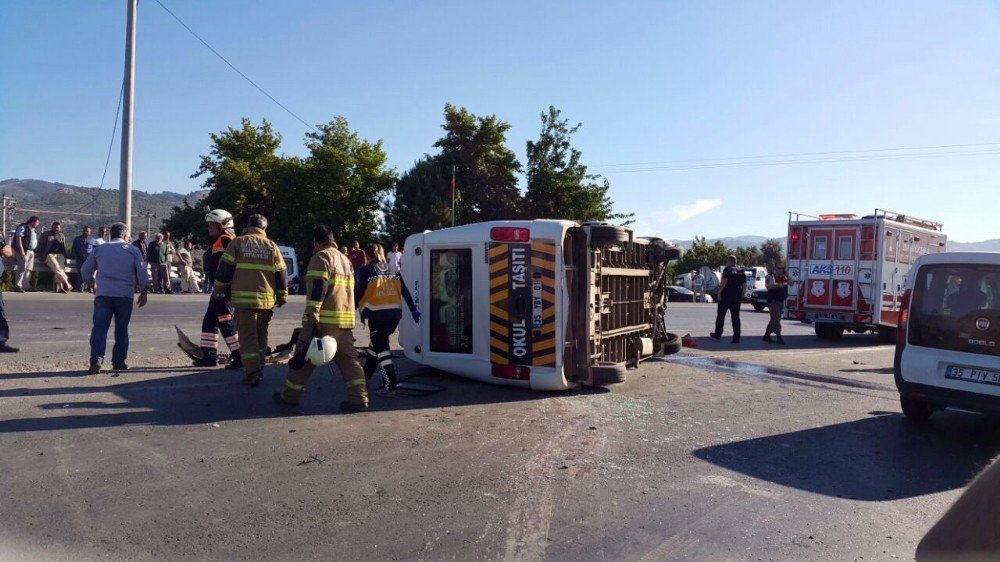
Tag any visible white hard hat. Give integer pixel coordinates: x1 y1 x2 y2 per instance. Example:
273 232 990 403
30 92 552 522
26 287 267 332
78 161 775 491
305 335 338 366
205 209 234 228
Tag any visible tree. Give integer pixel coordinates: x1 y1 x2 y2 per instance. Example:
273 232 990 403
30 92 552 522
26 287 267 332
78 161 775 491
760 238 786 271
734 245 763 267
381 157 453 244
269 117 396 260
161 197 209 244
524 106 631 223
193 118 284 228
433 104 522 223
674 236 732 274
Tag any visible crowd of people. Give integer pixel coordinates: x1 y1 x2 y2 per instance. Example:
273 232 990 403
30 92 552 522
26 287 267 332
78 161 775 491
0 209 413 413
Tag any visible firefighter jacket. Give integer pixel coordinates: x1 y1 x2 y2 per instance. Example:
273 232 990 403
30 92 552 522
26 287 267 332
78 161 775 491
214 226 288 310
302 243 355 329
355 262 417 324
205 229 235 288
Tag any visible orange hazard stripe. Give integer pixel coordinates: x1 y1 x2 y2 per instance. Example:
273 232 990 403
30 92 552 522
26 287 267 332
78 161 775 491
489 245 507 259
490 336 509 352
489 259 509 274
539 322 555 335
490 289 509 304
543 307 555 319
490 275 507 288
531 257 555 270
490 305 509 321
490 352 509 365
532 353 556 366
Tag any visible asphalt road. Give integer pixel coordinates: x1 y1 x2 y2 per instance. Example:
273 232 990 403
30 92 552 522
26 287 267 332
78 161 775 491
1 293 997 561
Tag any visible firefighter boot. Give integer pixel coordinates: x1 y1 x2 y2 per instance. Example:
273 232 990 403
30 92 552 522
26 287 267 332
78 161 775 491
225 350 243 370
193 349 219 367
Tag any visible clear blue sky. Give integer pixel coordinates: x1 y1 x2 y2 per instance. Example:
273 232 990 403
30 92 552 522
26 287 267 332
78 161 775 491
2 0 998 242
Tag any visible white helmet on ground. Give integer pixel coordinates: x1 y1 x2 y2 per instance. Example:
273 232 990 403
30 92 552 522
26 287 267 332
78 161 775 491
305 336 338 366
205 209 234 229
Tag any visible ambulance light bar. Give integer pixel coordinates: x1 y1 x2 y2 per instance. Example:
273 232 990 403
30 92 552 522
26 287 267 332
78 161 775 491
491 227 531 242
790 233 801 241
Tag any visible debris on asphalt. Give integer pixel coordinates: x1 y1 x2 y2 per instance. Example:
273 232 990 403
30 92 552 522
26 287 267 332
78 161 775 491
297 455 327 466
211 423 220 428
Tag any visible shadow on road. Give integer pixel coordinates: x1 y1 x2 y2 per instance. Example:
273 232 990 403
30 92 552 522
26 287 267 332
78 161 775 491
693 411 1000 501
689 333 892 352
0 360 571 434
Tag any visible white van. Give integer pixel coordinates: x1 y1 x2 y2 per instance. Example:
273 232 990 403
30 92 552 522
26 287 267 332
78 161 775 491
399 220 684 390
894 252 1000 421
277 245 302 295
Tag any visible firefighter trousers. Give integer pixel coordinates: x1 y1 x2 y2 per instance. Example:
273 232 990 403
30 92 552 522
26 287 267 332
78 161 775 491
235 309 273 377
364 317 400 391
282 326 367 406
200 298 239 358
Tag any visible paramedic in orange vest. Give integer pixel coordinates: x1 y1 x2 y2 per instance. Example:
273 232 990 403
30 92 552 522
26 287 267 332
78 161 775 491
193 209 241 369
355 243 420 397
274 225 370 412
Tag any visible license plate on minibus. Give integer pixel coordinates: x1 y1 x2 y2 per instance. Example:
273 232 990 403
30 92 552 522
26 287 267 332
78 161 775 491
945 365 1000 386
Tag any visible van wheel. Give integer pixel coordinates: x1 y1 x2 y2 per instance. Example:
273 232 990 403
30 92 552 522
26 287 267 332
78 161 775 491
815 324 844 340
659 332 682 355
589 225 629 248
591 362 627 385
877 327 897 344
900 396 933 423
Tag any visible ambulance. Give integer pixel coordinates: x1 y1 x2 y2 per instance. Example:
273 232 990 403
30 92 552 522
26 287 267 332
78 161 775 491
786 209 947 341
398 220 684 390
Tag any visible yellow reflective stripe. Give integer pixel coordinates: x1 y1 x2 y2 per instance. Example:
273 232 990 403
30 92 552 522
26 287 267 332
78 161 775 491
346 379 366 388
318 310 354 319
331 277 353 287
221 253 236 264
306 300 323 308
235 262 279 271
306 270 330 280
242 351 260 359
284 380 305 391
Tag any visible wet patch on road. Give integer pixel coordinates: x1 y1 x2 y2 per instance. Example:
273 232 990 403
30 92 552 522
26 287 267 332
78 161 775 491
656 354 894 393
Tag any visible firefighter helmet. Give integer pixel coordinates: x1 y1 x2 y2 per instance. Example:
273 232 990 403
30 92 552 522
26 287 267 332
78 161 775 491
305 335 338 366
204 209 234 229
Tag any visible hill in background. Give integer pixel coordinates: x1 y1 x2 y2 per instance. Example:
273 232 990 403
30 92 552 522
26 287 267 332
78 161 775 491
0 178 204 238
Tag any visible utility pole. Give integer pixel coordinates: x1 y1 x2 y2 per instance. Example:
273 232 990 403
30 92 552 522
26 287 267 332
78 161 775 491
118 0 137 234
1 195 15 240
138 209 156 234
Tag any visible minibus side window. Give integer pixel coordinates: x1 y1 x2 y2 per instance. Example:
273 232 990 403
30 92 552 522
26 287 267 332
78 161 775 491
813 236 828 260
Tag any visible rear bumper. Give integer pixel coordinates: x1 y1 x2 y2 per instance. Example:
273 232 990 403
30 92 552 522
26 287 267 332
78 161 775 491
894 348 1000 414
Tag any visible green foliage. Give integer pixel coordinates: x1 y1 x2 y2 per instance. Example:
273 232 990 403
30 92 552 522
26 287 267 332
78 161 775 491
733 245 763 267
525 106 631 224
760 238 786 270
177 117 395 262
381 157 452 244
674 236 732 274
433 103 523 223
162 197 209 244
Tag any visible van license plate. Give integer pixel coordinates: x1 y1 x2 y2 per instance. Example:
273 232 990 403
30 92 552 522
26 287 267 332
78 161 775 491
945 365 1000 386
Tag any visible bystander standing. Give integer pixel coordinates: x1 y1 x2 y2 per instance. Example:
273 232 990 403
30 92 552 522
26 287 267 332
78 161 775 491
71 226 94 292
177 240 201 293
80 222 149 373
12 216 40 293
709 256 746 344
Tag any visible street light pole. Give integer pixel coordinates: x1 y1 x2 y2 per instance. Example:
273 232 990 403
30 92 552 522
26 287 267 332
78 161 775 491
118 0 137 235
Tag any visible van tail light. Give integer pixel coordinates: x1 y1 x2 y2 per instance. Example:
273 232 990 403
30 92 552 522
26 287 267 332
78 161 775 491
492 364 531 380
897 288 912 346
490 227 530 242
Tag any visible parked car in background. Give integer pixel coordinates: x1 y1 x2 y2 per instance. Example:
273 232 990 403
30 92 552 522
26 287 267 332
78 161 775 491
750 288 769 311
666 285 696 302
277 244 305 295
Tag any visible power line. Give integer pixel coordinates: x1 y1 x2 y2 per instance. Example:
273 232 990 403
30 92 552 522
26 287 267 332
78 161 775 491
592 147 1000 174
592 141 1000 169
64 80 126 220
151 0 318 133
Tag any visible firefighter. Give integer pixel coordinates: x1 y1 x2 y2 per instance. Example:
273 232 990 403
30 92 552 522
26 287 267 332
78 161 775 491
193 209 242 368
355 243 420 397
274 225 369 412
212 213 288 386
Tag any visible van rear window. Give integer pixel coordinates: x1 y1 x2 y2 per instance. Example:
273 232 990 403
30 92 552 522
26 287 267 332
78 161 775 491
429 249 474 354
909 264 1000 356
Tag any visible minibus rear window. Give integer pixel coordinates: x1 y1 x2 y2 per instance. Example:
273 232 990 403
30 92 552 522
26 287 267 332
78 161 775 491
909 264 1000 356
429 249 474 353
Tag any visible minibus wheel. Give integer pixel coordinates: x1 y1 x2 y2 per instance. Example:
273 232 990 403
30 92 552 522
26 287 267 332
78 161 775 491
588 225 629 248
591 362 627 385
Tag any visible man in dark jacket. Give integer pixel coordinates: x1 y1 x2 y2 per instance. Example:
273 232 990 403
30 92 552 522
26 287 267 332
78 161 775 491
132 231 148 263
709 256 747 344
71 226 93 292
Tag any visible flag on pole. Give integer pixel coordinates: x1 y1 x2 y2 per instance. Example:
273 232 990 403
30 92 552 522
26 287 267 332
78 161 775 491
449 167 456 199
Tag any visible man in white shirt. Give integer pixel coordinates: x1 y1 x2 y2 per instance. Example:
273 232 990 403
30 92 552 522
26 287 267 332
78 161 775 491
387 243 403 275
692 270 705 303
